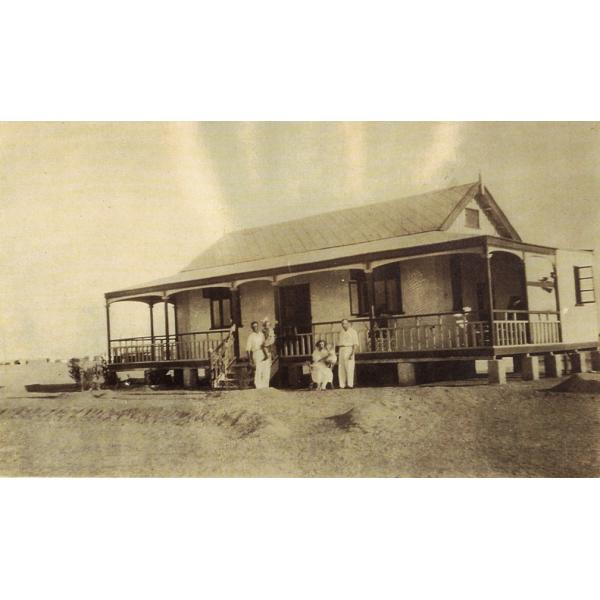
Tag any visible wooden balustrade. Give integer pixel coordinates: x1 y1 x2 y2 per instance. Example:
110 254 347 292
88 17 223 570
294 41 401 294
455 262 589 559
492 310 560 346
109 329 230 364
278 313 490 357
110 310 562 364
277 309 561 357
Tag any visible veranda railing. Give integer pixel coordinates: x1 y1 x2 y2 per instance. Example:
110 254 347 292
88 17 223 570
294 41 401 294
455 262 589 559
492 310 561 346
277 309 562 358
109 328 231 364
278 311 489 357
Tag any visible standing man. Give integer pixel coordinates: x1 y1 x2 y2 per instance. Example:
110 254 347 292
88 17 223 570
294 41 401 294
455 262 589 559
246 320 270 389
338 318 359 388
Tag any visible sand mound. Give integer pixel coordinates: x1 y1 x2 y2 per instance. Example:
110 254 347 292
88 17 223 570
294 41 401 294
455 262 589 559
549 373 600 394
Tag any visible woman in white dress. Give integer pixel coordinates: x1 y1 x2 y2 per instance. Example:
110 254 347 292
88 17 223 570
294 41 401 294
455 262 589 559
311 340 336 390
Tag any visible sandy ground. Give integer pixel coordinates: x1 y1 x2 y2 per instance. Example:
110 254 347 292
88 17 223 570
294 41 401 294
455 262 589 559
1 363 599 477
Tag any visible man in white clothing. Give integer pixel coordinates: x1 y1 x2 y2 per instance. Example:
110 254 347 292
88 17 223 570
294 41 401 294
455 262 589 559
338 318 359 388
246 320 271 389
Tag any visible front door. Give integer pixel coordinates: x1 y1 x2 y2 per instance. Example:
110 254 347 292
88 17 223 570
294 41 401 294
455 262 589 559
279 284 312 334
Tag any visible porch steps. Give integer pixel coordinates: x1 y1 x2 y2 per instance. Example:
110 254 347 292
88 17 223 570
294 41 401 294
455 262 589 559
214 357 281 389
219 361 252 389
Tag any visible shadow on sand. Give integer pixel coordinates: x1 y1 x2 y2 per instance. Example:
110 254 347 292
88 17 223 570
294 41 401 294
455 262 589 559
25 383 80 393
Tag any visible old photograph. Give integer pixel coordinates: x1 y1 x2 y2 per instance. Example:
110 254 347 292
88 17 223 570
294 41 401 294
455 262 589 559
1 122 599 476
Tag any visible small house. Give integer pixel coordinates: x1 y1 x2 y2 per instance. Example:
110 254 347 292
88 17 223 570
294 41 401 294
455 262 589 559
104 180 599 387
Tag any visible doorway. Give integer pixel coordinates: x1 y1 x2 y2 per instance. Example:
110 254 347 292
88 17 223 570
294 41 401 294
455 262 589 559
279 283 312 334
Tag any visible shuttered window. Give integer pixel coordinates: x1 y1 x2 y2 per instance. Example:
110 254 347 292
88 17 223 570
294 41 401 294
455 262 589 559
203 288 232 328
349 265 403 316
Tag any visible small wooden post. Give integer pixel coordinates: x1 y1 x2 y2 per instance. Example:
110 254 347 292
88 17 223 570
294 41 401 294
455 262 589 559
488 358 506 384
397 362 417 386
163 296 170 360
521 354 540 381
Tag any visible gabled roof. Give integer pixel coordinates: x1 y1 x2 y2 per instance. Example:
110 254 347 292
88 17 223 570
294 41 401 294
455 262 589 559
182 181 519 273
106 181 522 299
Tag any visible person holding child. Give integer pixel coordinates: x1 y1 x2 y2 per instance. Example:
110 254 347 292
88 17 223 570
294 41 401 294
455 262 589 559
310 340 337 390
246 321 270 389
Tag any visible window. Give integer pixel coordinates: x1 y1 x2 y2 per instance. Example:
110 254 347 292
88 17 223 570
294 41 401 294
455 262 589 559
465 207 480 229
574 266 596 305
203 288 232 328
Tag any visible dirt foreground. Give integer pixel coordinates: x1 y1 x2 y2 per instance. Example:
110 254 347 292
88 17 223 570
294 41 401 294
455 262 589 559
0 375 599 476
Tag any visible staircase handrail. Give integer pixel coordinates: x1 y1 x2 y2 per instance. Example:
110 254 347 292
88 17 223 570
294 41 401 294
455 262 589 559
209 323 237 388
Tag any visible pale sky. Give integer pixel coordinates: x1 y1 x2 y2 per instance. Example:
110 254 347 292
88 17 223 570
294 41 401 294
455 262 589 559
1 122 599 360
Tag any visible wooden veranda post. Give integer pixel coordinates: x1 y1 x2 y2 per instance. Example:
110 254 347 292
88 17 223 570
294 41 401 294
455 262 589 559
163 295 170 360
273 281 281 350
230 285 242 358
365 268 376 351
484 241 496 347
105 302 112 363
552 257 563 342
172 300 178 334
149 302 156 360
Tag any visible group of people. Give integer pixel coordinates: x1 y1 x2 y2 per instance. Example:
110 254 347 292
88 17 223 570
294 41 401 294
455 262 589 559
310 319 359 390
245 317 359 391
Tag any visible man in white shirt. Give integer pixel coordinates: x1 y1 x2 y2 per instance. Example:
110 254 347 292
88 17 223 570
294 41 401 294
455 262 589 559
246 320 270 389
338 318 359 388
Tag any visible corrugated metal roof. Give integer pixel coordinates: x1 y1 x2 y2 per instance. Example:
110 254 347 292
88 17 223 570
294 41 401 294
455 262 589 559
182 182 479 272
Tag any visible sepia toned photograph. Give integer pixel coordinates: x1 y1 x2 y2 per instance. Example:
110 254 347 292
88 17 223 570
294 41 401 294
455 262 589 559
1 121 599 477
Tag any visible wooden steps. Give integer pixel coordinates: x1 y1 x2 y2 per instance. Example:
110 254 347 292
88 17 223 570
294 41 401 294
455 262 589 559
213 356 281 390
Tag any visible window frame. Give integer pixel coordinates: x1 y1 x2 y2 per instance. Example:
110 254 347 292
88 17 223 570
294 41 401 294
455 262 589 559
349 265 403 317
574 265 596 305
465 207 480 229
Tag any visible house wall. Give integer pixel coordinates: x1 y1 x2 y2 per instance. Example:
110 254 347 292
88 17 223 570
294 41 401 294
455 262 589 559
524 253 559 313
556 249 598 343
447 198 499 237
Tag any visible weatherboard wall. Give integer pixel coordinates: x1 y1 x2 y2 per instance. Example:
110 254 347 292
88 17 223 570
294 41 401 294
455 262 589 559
556 249 598 344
